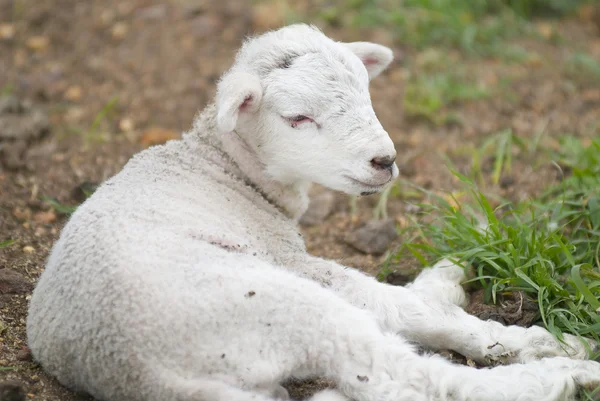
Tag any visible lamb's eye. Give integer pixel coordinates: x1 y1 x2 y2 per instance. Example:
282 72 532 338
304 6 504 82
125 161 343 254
288 115 313 128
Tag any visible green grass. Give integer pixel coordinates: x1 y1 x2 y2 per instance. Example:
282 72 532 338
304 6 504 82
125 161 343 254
307 0 591 56
388 136 600 397
0 239 16 248
566 53 600 82
1 83 14 96
66 96 120 143
40 196 79 215
392 136 600 358
403 69 490 124
288 0 597 71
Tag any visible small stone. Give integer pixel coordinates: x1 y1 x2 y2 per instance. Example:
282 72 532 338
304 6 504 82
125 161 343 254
34 226 47 237
140 128 179 148
111 22 129 40
0 269 33 295
33 210 56 224
22 246 35 254
344 218 398 255
0 382 26 401
13 207 32 221
499 176 515 189
64 86 83 102
99 10 116 25
16 347 32 361
0 24 15 41
299 191 336 226
0 95 51 169
25 36 49 52
535 22 553 40
118 118 134 132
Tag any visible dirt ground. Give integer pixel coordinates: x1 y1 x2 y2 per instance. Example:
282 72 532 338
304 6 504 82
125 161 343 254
1 0 599 399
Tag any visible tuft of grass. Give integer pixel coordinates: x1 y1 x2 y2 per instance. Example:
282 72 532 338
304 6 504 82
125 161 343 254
0 239 16 248
1 83 14 96
469 129 528 185
308 0 538 57
403 70 490 124
67 96 119 143
41 196 79 215
505 0 593 18
566 52 600 82
393 136 600 360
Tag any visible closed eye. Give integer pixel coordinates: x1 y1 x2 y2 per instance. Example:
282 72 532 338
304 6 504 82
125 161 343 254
286 115 314 128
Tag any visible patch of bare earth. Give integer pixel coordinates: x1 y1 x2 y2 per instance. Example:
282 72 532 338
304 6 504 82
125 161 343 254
1 0 599 399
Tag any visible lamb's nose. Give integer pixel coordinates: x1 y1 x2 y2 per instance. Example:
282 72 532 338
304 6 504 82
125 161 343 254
371 155 396 170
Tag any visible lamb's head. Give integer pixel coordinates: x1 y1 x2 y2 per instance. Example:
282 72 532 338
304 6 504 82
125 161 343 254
216 24 398 196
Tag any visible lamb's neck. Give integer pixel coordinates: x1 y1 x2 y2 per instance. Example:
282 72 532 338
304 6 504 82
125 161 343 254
189 104 310 221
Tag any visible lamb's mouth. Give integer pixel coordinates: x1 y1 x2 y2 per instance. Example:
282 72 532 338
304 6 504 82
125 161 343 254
344 175 389 193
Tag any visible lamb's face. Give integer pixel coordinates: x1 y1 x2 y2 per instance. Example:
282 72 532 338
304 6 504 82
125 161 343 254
216 25 399 196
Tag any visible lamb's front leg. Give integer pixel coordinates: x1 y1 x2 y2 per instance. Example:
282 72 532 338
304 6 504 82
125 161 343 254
284 255 597 364
342 333 600 401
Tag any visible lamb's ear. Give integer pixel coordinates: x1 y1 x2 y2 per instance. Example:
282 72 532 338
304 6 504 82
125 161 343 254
216 71 263 134
343 42 394 80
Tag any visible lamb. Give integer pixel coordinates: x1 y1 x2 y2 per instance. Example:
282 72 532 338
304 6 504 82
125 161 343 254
27 24 600 401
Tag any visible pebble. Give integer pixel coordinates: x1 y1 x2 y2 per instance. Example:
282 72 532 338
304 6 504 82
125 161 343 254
0 382 26 401
0 269 33 295
22 246 35 254
0 95 51 169
111 22 129 40
33 210 57 224
25 36 49 52
13 207 32 221
64 86 83 102
0 24 15 41
16 347 32 362
344 218 398 255
119 118 134 132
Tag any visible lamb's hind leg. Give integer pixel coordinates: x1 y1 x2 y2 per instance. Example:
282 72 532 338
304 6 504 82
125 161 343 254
135 262 599 401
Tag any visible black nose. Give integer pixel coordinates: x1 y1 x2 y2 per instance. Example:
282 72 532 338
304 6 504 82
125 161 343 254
371 155 396 170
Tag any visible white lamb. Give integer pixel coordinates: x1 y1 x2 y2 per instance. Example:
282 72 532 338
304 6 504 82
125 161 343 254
27 24 599 401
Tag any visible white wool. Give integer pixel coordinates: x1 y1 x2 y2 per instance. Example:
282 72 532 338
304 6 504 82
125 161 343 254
27 24 599 401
